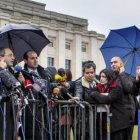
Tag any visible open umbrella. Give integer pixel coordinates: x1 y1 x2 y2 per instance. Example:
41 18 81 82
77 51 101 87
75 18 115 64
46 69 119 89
0 24 50 62
100 26 140 76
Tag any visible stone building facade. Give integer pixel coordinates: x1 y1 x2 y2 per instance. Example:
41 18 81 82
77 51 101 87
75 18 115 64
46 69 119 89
0 0 106 80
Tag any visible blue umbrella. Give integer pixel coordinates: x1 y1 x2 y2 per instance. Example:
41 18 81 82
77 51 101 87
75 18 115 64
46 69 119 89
100 26 140 76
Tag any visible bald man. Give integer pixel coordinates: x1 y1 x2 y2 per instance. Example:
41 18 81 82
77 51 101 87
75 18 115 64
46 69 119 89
110 56 138 140
111 56 125 73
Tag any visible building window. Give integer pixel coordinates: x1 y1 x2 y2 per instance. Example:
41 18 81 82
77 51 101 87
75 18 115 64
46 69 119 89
65 59 71 70
82 45 86 52
65 42 71 50
48 57 54 66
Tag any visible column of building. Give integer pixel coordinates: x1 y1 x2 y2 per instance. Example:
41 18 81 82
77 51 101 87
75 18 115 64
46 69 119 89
39 27 49 67
55 29 66 68
88 33 105 74
72 33 82 80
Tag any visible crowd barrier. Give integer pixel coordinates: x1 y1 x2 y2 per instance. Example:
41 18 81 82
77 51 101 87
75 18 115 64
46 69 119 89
0 99 111 140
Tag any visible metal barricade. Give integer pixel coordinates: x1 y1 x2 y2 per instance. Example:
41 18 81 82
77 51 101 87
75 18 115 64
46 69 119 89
49 100 111 140
0 100 111 140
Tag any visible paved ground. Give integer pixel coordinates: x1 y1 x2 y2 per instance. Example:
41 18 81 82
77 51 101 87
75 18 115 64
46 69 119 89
133 125 138 140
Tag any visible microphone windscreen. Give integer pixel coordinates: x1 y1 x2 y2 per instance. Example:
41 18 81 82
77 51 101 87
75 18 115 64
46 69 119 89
32 83 41 93
15 65 22 72
0 69 19 88
24 80 32 89
60 87 68 95
53 88 59 94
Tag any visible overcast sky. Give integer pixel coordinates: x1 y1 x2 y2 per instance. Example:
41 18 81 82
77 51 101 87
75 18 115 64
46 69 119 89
32 0 140 37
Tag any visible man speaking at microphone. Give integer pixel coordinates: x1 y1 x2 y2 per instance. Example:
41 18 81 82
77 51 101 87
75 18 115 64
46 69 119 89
0 48 18 140
22 50 49 83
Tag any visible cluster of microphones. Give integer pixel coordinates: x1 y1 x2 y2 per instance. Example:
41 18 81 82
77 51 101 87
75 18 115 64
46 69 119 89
0 65 85 109
0 66 46 105
52 88 85 109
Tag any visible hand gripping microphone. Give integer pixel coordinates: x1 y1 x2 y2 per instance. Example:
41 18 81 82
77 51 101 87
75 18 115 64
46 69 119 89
24 80 35 100
32 83 47 99
60 88 85 109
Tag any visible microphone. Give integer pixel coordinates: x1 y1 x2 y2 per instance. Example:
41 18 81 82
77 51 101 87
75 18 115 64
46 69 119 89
24 80 35 100
60 88 85 109
15 66 39 77
53 88 59 94
0 69 28 106
32 83 47 99
24 80 32 89
0 69 21 89
52 88 64 99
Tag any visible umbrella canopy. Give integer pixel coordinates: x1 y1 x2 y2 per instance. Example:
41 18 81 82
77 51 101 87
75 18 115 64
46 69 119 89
100 26 140 76
0 24 50 62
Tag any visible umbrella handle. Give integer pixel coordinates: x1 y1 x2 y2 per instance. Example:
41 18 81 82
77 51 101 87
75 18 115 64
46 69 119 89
123 51 134 66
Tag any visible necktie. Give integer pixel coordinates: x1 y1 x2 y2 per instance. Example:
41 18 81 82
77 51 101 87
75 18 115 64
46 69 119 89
31 71 38 82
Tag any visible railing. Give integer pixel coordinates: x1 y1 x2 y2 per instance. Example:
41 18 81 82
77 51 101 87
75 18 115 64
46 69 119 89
50 101 111 140
0 100 111 140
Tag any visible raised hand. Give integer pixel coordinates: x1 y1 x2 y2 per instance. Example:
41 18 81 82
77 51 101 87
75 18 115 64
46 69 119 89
0 58 7 69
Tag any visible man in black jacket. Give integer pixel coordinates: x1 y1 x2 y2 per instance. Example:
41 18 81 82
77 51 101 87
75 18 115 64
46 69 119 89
0 48 16 140
20 50 53 140
111 56 139 140
74 62 99 101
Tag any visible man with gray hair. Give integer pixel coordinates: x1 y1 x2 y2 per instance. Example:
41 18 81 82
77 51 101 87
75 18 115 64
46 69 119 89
0 48 16 140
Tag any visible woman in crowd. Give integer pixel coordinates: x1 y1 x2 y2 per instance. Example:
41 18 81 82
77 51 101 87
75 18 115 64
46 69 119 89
86 68 130 140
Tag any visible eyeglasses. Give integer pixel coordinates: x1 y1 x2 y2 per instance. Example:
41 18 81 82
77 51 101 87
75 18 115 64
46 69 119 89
4 54 15 57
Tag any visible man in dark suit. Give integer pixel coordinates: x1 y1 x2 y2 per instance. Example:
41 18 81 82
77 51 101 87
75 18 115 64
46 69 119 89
111 56 139 140
20 50 52 140
0 48 16 140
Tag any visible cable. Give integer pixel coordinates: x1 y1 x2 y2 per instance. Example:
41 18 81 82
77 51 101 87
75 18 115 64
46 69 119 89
27 104 50 133
17 95 22 140
0 104 6 137
20 113 25 140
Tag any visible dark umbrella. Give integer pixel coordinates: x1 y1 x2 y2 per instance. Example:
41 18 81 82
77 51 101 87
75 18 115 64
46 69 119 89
100 25 140 76
0 24 50 62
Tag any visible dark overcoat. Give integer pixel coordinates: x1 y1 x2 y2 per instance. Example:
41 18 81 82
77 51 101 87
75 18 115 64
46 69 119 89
86 81 130 133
